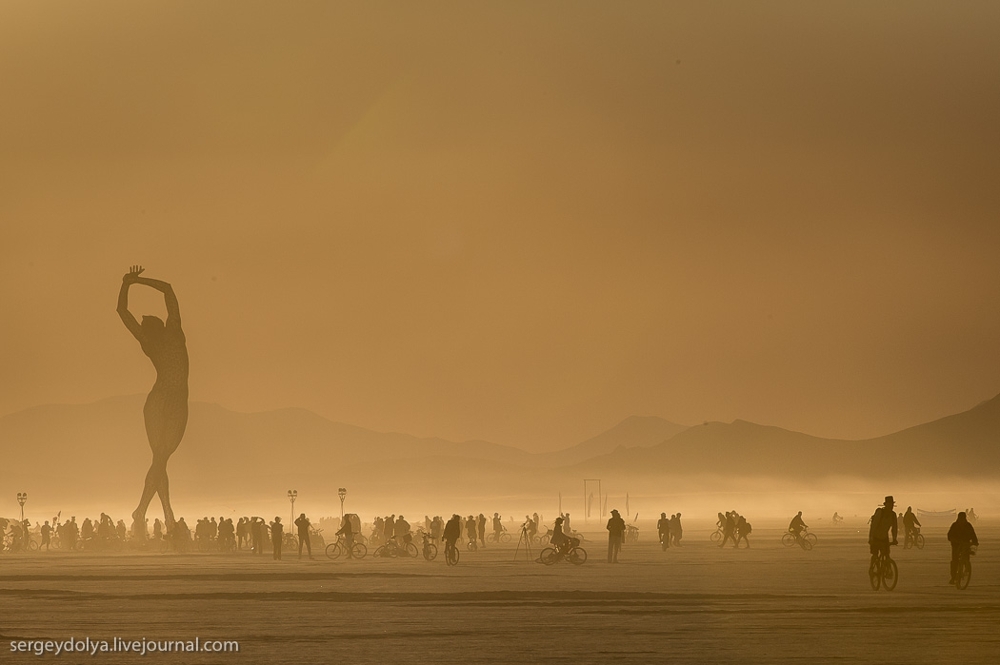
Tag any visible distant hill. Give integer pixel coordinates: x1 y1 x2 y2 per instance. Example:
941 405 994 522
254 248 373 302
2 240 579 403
576 394 1000 479
533 416 688 466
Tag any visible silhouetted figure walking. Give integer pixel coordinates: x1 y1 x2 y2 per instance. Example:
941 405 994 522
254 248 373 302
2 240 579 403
271 517 284 560
670 513 683 546
606 509 626 563
117 266 188 535
657 513 670 550
294 513 313 559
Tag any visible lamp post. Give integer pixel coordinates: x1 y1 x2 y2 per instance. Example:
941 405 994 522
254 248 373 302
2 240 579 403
17 492 27 524
287 489 297 526
338 488 347 520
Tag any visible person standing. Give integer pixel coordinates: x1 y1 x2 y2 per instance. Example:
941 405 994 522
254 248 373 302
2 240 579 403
606 509 626 563
294 513 313 559
657 513 670 550
40 521 52 552
270 516 284 560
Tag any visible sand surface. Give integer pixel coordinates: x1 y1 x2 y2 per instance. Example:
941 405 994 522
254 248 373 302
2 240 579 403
1 524 997 664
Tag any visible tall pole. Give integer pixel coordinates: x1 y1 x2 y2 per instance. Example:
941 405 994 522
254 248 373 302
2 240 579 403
17 492 27 524
287 489 297 526
338 488 347 520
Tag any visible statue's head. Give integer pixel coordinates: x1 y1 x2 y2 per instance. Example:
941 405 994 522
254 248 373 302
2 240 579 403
141 315 165 334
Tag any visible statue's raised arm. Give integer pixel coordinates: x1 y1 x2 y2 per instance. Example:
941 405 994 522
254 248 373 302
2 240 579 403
116 265 145 341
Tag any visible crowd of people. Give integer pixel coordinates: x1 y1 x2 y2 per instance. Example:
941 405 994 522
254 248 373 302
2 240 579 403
2 500 984 587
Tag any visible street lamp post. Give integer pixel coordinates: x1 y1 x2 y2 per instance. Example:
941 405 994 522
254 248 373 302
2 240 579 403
287 489 297 526
17 492 27 524
338 488 347 520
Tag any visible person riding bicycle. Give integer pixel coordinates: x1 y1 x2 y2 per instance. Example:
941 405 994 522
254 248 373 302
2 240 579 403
335 513 355 559
492 513 505 541
868 495 898 563
788 512 807 543
902 506 921 542
832 512 843 525
443 514 462 559
947 511 978 585
549 517 578 559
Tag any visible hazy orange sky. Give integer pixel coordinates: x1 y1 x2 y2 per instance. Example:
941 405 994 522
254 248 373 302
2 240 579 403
2 2 999 450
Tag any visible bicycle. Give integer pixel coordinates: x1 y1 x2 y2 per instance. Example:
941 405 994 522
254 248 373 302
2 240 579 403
903 527 925 550
781 529 816 550
325 535 367 560
869 546 898 591
373 537 418 559
539 539 587 566
710 524 724 543
487 529 512 544
467 537 478 552
953 545 975 590
444 540 460 566
421 532 438 561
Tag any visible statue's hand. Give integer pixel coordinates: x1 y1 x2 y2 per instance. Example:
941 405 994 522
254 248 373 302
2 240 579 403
123 265 145 283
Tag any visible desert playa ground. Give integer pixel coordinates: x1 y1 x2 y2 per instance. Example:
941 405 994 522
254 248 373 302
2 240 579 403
1 521 997 664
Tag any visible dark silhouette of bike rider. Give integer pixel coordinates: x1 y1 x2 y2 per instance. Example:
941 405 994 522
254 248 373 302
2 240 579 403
868 495 898 563
902 506 921 542
443 514 462 561
788 512 807 541
947 511 978 585
335 513 355 559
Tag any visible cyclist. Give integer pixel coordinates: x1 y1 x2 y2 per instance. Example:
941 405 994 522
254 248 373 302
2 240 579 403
947 511 978 585
902 507 921 545
492 513 505 541
443 514 462 561
868 495 898 566
550 517 579 560
788 512 807 544
335 513 356 559
832 512 843 525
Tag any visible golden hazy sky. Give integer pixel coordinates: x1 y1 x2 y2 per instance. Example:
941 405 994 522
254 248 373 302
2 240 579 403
2 2 999 450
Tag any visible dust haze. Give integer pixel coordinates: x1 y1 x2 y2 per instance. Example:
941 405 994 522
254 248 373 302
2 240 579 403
2 3 999 664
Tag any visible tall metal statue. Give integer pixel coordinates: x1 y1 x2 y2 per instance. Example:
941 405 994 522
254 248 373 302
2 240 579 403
117 266 189 535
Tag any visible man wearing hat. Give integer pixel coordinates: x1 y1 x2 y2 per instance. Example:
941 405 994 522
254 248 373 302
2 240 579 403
606 509 626 563
868 496 898 562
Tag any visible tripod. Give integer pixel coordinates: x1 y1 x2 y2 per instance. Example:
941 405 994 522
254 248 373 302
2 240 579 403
513 522 534 562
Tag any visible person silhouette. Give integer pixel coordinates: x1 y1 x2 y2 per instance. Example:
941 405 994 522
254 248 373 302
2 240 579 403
117 266 188 536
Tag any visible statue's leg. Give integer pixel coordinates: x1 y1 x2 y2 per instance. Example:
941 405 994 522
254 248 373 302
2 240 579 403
157 469 175 529
133 454 167 536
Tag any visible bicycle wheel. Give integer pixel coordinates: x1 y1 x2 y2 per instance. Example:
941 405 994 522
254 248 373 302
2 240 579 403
499 532 512 544
423 544 438 561
882 558 898 591
915 534 925 550
404 542 418 558
804 533 817 545
710 530 722 543
799 539 813 551
539 547 557 565
325 543 342 560
568 547 588 565
955 559 971 590
373 545 386 558
446 546 460 566
197 539 211 553
869 558 882 591
27 540 39 552
467 540 477 552
903 536 912 550
781 533 795 547
351 543 368 559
